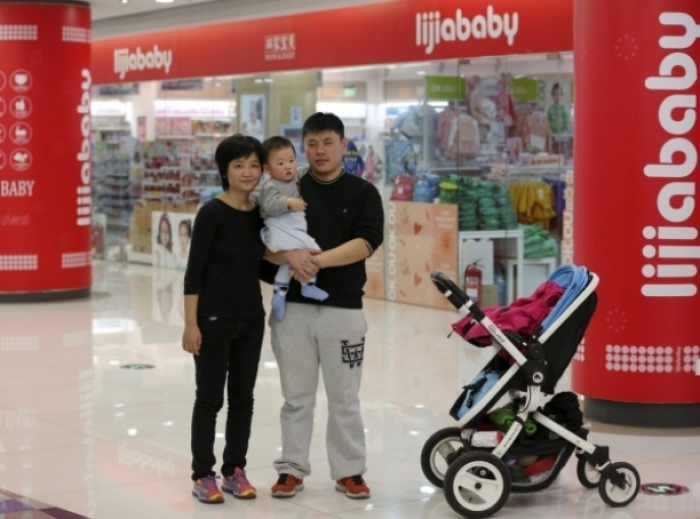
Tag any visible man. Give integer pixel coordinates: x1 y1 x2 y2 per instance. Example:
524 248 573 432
270 113 384 499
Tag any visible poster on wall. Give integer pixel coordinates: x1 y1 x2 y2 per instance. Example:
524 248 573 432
342 140 365 177
386 201 458 310
151 211 194 270
279 124 306 165
240 94 265 142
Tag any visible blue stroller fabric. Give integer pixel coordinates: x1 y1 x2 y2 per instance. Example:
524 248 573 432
451 370 502 420
539 264 589 332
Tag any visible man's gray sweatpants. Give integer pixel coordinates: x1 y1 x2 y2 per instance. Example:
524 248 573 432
271 302 367 480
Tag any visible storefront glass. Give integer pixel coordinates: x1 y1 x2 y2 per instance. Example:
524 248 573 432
90 52 573 309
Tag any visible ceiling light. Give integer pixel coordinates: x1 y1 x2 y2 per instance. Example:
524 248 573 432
121 0 128 3
156 0 174 3
417 71 427 76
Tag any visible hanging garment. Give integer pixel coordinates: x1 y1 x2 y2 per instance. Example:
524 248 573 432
385 137 414 184
447 113 480 158
438 106 458 152
509 181 556 229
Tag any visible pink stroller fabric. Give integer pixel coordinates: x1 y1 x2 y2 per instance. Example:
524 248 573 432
453 281 565 346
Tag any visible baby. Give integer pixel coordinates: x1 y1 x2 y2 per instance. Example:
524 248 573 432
258 136 328 320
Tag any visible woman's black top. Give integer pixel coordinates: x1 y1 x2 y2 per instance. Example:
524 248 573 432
184 198 276 319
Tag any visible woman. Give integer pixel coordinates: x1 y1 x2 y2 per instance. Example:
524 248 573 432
176 219 192 270
154 213 176 269
182 134 279 503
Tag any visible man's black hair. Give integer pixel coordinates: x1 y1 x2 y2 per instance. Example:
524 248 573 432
214 134 263 190
302 112 345 140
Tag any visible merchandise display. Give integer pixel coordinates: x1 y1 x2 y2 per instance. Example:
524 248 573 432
91 118 135 229
509 179 557 229
440 176 518 232
87 47 572 309
521 223 559 259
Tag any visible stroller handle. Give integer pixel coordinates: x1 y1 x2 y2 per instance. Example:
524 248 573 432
430 271 470 310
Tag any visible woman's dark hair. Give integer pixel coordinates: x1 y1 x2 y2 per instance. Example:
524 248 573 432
157 213 173 252
551 82 562 95
215 134 263 190
302 112 345 140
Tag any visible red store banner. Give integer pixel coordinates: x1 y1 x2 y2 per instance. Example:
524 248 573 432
0 2 92 298
91 0 573 84
573 0 700 407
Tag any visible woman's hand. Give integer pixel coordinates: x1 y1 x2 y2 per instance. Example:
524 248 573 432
182 324 202 356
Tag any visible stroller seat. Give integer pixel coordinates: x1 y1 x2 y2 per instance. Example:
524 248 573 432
452 264 597 395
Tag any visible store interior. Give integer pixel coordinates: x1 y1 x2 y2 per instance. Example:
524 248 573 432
90 52 574 309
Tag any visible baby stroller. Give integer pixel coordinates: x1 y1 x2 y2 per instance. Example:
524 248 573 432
420 268 640 518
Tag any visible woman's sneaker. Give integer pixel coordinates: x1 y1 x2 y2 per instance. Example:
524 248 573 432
335 475 371 499
271 473 304 497
222 467 257 499
192 475 224 504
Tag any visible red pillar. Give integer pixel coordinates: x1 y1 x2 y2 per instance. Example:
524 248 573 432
0 1 92 301
573 0 700 426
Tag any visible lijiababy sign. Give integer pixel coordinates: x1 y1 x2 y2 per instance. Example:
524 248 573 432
642 12 700 298
114 45 173 80
416 5 519 55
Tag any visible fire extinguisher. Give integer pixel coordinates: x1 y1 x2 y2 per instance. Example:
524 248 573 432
465 261 482 305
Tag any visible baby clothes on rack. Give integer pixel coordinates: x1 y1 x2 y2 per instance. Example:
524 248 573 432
391 105 439 142
446 113 480 159
391 173 414 201
509 180 556 230
521 223 559 258
413 173 440 202
385 137 415 184
543 177 566 231
437 105 458 151
440 176 518 231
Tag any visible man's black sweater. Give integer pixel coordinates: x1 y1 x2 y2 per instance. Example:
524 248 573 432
286 171 384 309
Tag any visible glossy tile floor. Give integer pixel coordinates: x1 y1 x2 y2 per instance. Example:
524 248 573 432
1 261 699 519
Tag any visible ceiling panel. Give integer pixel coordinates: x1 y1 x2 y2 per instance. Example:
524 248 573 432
88 0 226 21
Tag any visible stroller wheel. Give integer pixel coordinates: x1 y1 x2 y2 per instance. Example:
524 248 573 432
576 456 601 489
598 462 640 507
444 452 511 519
421 427 463 488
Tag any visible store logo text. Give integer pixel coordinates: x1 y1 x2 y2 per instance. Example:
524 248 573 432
76 70 91 227
416 5 518 55
114 45 172 79
643 12 700 297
